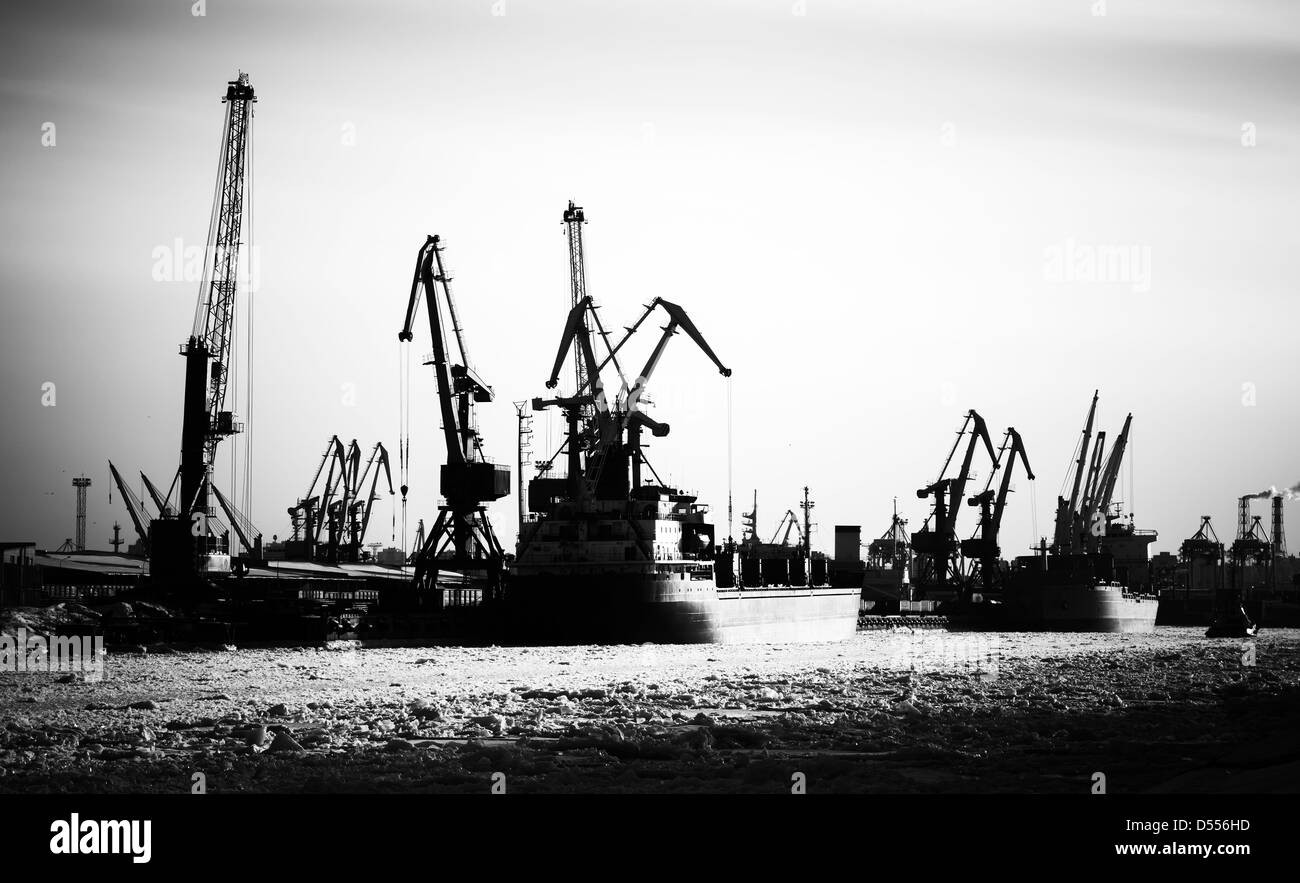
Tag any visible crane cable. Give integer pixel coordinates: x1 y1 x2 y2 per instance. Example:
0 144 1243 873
726 375 734 544
241 108 255 532
398 334 412 562
1128 425 1135 520
1030 477 1039 548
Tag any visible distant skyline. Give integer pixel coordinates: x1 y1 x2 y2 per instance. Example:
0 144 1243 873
2 0 1298 558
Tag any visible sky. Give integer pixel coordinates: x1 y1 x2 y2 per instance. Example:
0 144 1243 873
1 0 1297 559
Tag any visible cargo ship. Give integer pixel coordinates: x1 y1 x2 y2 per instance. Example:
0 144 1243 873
511 485 859 644
948 392 1159 633
989 550 1158 632
507 288 859 645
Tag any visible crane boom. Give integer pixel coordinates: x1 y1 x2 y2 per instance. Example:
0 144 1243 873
109 461 154 553
1054 390 1098 552
623 299 731 410
140 472 177 518
544 296 607 409
399 236 491 466
1095 414 1131 513
210 483 260 555
350 442 394 555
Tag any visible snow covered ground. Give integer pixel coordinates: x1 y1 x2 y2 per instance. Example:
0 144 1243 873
1 626 1297 793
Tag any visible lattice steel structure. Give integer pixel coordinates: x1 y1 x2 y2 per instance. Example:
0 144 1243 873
562 201 592 419
72 475 91 551
179 72 256 519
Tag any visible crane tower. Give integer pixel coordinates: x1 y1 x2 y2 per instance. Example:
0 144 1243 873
563 201 592 421
152 73 257 583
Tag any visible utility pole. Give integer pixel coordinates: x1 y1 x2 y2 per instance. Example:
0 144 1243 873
72 475 91 551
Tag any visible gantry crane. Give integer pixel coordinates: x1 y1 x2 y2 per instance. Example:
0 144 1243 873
145 73 259 583
961 427 1034 597
287 435 349 560
532 295 731 503
911 409 997 590
399 235 509 598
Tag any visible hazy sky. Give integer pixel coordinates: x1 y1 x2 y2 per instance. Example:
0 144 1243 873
2 0 1297 558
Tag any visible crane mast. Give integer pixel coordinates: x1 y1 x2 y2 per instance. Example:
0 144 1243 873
179 72 255 521
563 201 592 422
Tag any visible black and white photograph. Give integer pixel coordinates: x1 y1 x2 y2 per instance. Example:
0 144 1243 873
0 0 1295 865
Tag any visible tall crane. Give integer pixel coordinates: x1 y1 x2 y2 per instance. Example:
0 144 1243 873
151 73 257 583
399 235 509 598
911 410 997 589
961 427 1034 596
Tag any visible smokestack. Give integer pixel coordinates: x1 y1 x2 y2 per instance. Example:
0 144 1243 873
1273 495 1286 558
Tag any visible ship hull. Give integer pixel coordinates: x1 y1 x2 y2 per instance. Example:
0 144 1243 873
952 583 1159 633
1006 583 1159 632
503 571 860 645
